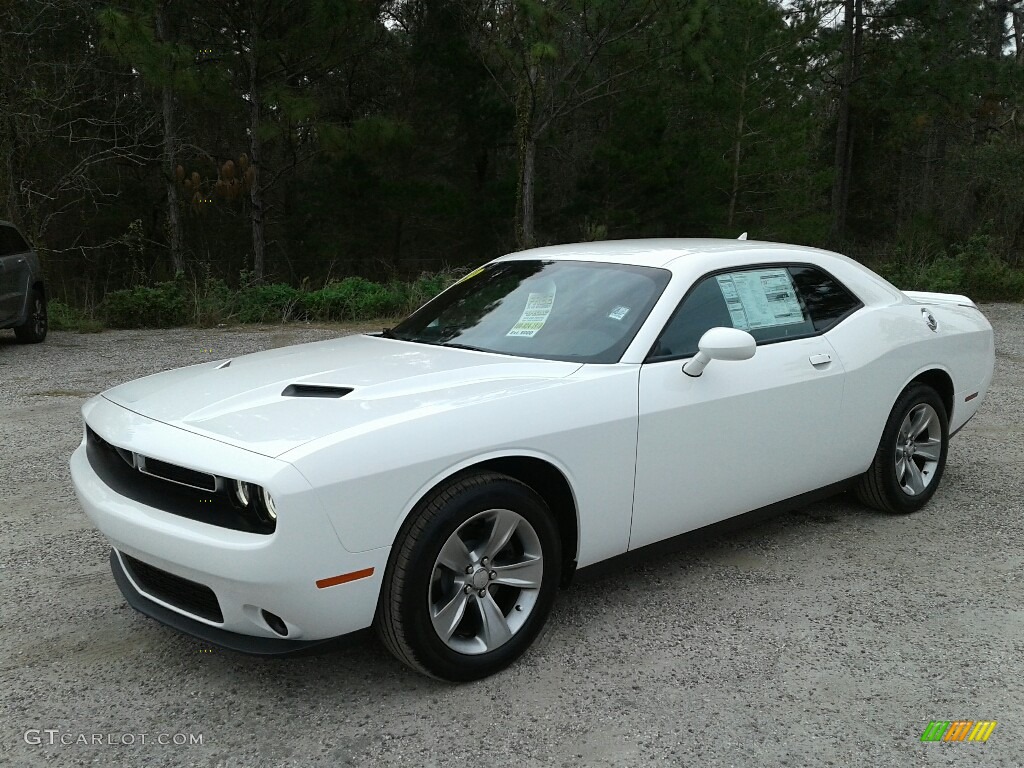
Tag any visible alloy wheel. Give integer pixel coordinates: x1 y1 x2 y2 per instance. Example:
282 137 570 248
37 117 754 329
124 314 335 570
895 402 943 496
428 508 543 655
32 297 47 338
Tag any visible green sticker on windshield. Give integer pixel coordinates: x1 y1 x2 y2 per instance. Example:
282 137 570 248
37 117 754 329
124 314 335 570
507 290 555 338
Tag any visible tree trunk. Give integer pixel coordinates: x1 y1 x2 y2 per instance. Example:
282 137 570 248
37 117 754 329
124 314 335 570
830 0 861 242
518 136 536 249
154 2 184 275
162 88 184 275
896 146 911 226
515 66 537 250
248 99 266 281
728 34 751 230
2 116 20 225
246 5 266 281
727 96 745 230
987 0 1011 60
1013 5 1023 62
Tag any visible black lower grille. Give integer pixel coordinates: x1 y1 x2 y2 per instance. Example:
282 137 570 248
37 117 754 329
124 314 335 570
121 553 223 623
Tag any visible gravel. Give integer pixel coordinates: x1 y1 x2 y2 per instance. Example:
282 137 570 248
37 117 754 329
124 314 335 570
1 308 1022 768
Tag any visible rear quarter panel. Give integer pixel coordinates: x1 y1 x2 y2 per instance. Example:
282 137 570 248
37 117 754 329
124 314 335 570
826 301 994 477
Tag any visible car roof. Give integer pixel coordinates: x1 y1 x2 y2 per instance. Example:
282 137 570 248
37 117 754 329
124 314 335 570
496 238 840 269
497 237 903 307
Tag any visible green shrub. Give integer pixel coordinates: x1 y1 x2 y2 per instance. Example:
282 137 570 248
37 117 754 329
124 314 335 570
103 281 188 328
193 277 233 327
232 283 304 323
877 234 1024 301
962 257 1024 300
60 268 463 330
304 277 408 321
406 270 460 312
47 300 80 331
952 235 1024 301
878 254 965 294
47 300 103 333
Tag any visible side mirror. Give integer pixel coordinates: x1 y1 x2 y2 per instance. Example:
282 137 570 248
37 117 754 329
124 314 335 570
682 327 756 377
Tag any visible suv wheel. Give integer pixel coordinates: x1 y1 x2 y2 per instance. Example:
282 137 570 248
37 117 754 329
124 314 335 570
14 288 47 343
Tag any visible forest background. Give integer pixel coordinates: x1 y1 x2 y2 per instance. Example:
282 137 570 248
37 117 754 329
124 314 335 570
3 0 1023 328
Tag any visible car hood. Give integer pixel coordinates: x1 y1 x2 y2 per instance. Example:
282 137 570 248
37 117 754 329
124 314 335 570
102 334 582 457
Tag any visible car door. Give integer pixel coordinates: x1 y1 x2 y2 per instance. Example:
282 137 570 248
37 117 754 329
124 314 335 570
0 225 31 324
629 265 851 550
0 261 9 325
0 226 17 324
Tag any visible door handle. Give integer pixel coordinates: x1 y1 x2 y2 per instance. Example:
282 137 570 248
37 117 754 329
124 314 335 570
809 353 832 366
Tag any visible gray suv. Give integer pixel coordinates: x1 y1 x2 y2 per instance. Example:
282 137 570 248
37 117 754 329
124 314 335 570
0 220 47 343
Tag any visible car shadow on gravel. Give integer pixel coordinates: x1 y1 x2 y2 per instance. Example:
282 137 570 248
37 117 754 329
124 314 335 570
142 494 857 684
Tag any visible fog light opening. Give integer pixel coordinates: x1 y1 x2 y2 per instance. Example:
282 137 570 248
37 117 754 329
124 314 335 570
261 609 289 637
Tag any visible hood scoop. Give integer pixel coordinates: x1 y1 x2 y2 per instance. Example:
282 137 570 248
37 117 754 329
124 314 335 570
281 383 353 398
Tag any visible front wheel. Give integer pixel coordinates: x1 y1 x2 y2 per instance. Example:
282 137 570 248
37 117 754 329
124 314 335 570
377 472 561 681
14 288 47 343
856 383 949 514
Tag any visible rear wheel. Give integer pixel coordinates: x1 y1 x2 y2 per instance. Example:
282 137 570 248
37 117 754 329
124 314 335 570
856 383 948 513
377 471 561 681
14 288 47 343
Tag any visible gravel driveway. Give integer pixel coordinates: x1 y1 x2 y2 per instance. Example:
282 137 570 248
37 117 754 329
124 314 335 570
2 308 1022 768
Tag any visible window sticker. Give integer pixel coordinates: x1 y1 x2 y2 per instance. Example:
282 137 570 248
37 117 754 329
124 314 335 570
507 289 556 337
608 305 630 321
716 269 805 330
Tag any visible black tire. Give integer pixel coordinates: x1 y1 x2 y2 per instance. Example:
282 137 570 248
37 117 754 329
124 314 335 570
856 383 949 514
14 288 47 343
377 471 561 681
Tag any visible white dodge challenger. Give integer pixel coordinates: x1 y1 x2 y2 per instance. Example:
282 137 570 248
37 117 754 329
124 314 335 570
71 239 994 680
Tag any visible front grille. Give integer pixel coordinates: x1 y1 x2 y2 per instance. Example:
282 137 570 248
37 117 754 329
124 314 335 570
85 426 275 535
139 456 217 492
121 553 223 623
88 427 217 493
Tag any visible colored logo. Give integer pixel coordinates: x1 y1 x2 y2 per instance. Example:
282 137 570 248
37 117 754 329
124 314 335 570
921 721 996 742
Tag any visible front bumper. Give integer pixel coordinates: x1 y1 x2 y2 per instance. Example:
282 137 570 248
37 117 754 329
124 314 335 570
71 396 389 644
108 549 370 655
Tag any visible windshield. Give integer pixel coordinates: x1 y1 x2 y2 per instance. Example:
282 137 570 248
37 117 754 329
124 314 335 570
389 260 671 363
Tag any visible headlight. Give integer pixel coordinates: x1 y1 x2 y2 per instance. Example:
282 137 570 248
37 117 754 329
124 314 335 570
231 480 277 525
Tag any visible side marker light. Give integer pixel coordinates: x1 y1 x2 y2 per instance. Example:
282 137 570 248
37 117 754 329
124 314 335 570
316 568 375 589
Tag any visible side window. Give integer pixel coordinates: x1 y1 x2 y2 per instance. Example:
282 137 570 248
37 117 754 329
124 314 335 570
789 266 862 331
0 226 29 257
650 266 815 360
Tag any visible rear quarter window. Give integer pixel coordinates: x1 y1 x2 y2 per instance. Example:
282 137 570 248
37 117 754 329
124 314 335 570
788 266 862 332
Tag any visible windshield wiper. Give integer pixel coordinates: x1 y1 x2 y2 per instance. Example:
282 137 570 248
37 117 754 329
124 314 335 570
440 342 489 352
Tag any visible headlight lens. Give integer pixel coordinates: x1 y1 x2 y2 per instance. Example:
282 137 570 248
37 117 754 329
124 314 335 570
233 479 251 507
259 487 277 521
